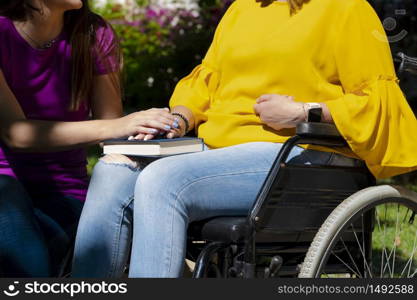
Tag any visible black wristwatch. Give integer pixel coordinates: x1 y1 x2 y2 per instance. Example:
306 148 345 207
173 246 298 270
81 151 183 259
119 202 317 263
304 102 322 123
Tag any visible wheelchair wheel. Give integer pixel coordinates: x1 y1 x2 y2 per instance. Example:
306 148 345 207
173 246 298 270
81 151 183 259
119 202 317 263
299 185 417 278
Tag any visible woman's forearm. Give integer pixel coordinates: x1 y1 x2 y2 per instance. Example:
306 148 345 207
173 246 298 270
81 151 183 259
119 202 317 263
2 119 117 152
319 103 334 123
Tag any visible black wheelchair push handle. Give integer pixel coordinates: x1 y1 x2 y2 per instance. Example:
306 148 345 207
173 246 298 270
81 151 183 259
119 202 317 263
396 52 417 75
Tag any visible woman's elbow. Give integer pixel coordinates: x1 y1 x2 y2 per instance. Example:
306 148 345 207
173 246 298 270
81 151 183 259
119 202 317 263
1 133 28 150
1 123 37 150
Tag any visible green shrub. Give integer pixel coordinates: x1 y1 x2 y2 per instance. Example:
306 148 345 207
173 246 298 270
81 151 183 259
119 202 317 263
94 0 232 111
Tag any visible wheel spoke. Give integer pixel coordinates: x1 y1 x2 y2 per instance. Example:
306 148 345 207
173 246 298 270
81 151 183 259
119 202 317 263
391 204 401 278
375 207 387 277
340 237 362 277
399 214 417 277
381 205 392 277
350 223 373 277
361 213 367 277
400 258 412 278
382 245 393 276
331 250 362 278
402 208 411 224
310 200 417 279
406 230 417 278
382 204 407 278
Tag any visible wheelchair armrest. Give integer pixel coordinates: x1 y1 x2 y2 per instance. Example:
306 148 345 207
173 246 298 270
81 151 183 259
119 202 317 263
296 122 344 141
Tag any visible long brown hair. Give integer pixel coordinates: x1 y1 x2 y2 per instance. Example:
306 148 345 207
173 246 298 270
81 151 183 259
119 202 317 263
0 0 122 110
259 0 311 14
288 0 310 14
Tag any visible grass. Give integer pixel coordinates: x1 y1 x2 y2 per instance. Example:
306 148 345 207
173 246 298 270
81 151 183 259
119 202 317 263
87 154 100 176
86 145 101 176
371 204 417 277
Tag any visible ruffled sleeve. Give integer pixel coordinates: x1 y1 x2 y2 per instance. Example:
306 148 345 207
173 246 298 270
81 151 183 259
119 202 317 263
169 61 219 129
169 2 236 129
326 0 417 178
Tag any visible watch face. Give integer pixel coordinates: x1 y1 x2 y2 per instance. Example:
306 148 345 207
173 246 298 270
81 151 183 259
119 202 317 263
308 107 322 122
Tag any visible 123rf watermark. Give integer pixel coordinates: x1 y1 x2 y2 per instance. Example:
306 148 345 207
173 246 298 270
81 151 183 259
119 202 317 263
277 283 415 296
374 8 408 43
2 281 128 298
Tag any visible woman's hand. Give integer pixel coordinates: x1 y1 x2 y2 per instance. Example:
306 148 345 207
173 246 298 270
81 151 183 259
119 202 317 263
166 118 187 139
253 94 305 130
127 105 194 140
110 108 179 140
166 106 195 139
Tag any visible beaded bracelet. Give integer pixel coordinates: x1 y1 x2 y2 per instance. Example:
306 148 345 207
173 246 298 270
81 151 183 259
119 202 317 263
171 112 190 134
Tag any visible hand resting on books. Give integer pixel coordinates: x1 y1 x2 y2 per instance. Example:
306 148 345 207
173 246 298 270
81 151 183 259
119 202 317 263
131 110 188 141
110 108 178 141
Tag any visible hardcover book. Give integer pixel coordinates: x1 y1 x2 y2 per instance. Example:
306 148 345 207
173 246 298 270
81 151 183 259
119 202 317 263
103 137 204 156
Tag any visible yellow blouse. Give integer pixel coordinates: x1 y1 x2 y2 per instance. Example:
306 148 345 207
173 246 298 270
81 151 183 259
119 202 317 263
169 0 417 179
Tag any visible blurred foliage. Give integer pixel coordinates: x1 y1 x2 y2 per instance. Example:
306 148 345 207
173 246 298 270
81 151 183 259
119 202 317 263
93 0 232 112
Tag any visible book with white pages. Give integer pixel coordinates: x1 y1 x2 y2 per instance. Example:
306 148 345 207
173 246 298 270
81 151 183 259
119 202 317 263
103 137 204 156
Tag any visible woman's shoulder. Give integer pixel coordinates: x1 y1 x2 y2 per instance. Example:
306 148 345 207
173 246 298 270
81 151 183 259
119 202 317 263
0 16 12 33
321 0 380 29
321 0 373 14
0 16 14 47
233 0 253 6
230 0 372 14
93 16 117 45
0 16 10 23
92 15 120 74
234 0 276 9
221 0 254 11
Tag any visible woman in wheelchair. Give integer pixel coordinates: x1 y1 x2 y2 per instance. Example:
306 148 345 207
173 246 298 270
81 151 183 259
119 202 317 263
0 0 179 277
72 0 417 278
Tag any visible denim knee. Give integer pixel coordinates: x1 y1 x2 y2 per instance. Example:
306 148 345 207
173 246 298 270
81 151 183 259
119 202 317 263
0 175 25 194
135 157 188 207
87 160 138 202
137 159 169 191
0 175 32 210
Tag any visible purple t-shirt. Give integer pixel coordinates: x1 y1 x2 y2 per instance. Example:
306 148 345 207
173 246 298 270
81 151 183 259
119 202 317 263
0 16 118 201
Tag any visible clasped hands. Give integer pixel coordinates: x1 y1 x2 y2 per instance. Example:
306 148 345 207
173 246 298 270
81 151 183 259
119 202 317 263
122 94 305 141
254 94 306 131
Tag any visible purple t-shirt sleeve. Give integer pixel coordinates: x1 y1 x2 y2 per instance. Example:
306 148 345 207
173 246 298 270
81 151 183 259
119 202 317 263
94 24 120 75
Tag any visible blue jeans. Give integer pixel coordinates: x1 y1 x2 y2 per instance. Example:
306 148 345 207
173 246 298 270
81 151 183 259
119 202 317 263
0 175 83 277
72 142 344 278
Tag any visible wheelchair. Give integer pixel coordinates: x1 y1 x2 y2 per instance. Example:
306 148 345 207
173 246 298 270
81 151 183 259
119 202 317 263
185 52 417 278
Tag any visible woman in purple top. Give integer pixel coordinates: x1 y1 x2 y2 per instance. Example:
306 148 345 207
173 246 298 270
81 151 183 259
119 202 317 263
0 0 179 277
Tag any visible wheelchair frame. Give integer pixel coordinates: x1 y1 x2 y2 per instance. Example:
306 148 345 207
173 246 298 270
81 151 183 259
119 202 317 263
188 122 376 278
187 52 417 279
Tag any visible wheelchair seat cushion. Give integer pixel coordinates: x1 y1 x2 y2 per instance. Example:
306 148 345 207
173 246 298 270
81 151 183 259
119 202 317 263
188 217 249 243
